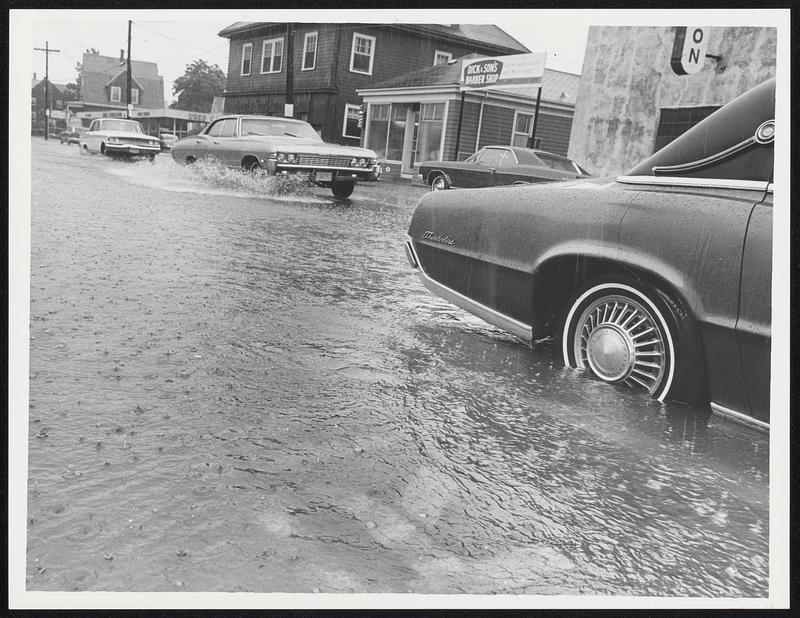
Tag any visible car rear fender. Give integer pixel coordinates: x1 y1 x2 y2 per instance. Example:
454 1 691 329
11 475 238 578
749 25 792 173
425 169 452 187
530 243 704 338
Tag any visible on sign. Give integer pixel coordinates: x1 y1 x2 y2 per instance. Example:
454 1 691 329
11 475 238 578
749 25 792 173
670 26 709 75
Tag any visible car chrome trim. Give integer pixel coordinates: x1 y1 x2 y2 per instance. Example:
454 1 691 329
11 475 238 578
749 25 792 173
615 175 770 192
276 164 372 173
710 402 769 432
650 119 774 176
406 238 532 342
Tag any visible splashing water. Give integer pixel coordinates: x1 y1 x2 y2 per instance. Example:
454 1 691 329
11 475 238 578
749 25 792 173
107 154 322 201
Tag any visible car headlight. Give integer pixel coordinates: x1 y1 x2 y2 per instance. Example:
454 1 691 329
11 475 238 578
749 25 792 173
370 159 378 166
150 140 159 147
277 153 286 163
107 136 120 144
350 158 358 166
358 158 366 167
287 153 296 163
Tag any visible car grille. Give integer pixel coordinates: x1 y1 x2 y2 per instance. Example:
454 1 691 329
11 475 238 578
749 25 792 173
297 155 354 167
125 137 155 145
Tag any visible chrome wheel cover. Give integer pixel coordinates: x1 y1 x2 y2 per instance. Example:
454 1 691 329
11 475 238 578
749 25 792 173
573 294 666 393
431 176 446 191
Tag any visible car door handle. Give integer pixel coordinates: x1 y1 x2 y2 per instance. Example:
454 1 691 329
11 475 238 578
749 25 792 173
213 141 220 145
195 139 202 144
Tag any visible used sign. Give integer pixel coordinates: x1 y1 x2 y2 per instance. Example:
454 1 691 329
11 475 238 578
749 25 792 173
670 27 709 75
461 52 547 96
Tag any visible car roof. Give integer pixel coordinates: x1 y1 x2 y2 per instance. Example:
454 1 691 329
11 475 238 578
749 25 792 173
213 115 310 124
626 78 775 182
481 145 573 162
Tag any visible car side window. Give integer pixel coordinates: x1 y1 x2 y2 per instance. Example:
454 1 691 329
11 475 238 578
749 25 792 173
219 119 237 138
207 120 225 138
478 148 505 167
497 150 516 168
89 121 97 131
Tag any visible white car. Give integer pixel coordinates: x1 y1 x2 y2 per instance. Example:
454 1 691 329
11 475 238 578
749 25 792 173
79 118 161 159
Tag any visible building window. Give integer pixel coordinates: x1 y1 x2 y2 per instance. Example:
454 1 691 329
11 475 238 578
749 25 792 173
131 88 139 105
56 100 62 109
302 32 318 71
415 102 445 163
31 97 37 106
654 106 720 153
261 37 284 74
110 86 121 103
434 50 452 65
241 43 253 76
350 33 375 75
512 111 533 147
343 103 361 139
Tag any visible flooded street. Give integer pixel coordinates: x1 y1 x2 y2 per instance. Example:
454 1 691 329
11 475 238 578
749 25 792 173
24 138 769 596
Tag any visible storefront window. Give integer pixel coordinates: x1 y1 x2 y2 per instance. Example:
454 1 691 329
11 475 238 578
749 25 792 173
415 102 444 162
366 104 390 158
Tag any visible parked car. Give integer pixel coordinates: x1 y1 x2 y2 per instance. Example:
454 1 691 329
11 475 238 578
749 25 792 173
58 127 85 145
419 146 591 191
405 78 775 429
171 115 379 198
159 132 179 151
79 118 161 159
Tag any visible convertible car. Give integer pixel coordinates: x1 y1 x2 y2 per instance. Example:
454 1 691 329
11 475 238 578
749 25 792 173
405 78 774 430
171 115 379 198
419 146 591 190
79 118 161 159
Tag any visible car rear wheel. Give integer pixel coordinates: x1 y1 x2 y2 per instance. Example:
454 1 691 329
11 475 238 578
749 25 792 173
331 181 355 199
430 173 449 191
560 278 705 404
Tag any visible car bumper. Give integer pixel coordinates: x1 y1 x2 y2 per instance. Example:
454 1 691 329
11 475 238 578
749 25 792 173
266 161 373 184
105 143 161 156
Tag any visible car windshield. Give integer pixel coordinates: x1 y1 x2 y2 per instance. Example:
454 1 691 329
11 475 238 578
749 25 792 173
240 118 322 141
99 119 143 133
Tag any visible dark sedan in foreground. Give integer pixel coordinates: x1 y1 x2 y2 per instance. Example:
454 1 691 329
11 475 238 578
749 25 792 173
171 115 379 198
419 146 591 190
406 79 774 429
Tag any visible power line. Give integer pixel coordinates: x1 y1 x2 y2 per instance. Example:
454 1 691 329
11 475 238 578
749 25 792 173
133 21 228 61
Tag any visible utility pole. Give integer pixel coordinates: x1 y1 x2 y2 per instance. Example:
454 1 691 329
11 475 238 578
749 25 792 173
284 23 294 117
34 41 60 140
126 20 132 118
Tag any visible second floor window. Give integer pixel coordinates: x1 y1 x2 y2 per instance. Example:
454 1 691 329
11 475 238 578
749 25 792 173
241 43 253 76
302 31 318 70
350 33 375 75
31 97 37 106
434 51 452 65
261 37 284 74
131 88 139 105
56 100 62 109
110 86 121 103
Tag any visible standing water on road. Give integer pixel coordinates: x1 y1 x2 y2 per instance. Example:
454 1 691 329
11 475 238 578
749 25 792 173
24 140 769 596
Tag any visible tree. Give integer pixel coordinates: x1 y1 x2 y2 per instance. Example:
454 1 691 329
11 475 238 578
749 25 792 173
171 59 226 112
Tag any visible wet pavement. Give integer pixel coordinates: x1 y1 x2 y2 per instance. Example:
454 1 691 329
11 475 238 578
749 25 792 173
24 137 769 595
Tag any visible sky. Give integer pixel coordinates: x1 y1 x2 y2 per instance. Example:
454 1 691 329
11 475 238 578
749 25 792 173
23 10 590 106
